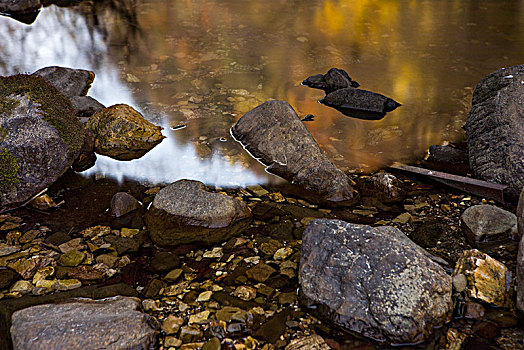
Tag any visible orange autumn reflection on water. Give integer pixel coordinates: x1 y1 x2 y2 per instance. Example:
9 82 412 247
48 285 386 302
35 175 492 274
102 0 524 175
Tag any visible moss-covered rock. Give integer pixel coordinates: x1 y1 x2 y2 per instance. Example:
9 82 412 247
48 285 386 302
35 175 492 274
86 104 165 160
0 74 85 211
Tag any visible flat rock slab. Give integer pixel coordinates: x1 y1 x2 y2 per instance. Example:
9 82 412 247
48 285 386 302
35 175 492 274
465 65 524 201
231 100 356 204
145 180 251 246
461 204 517 248
10 296 156 350
299 219 452 345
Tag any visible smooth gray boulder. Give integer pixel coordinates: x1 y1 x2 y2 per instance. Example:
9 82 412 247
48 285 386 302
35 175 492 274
145 180 251 247
0 74 84 212
298 219 452 345
231 100 356 204
10 296 156 349
461 205 517 248
32 66 94 98
465 65 524 201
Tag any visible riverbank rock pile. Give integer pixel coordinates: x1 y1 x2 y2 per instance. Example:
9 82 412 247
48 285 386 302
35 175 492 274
0 66 165 213
465 64 524 202
231 100 356 205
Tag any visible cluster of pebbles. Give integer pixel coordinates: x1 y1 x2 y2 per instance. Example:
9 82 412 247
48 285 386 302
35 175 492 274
0 171 522 349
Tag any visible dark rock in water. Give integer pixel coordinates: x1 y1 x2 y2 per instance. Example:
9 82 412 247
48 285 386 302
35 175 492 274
144 180 251 247
10 296 156 350
411 220 449 248
0 74 84 212
356 172 406 204
299 219 452 345
302 68 360 94
70 95 106 121
301 114 315 122
465 65 524 201
0 267 20 290
319 87 401 120
461 205 517 248
150 251 181 273
32 66 94 98
0 0 41 24
110 192 141 218
231 101 356 204
424 144 470 175
71 128 97 172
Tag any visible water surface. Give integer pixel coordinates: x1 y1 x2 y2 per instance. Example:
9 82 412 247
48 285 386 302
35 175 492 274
2 0 524 186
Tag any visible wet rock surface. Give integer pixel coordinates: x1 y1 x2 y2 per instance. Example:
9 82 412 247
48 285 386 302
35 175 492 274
32 66 94 98
145 180 251 246
10 296 156 349
461 205 517 248
231 100 356 204
298 219 452 345
319 87 401 120
465 64 524 201
110 192 141 218
86 104 165 161
0 74 84 211
301 68 360 94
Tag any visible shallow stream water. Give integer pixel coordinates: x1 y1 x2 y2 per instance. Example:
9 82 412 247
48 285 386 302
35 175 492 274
2 0 524 186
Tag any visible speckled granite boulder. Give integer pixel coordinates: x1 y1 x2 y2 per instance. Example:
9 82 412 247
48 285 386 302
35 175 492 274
298 219 452 345
0 74 84 212
10 296 156 349
465 65 524 201
86 104 165 160
231 101 356 205
145 180 251 247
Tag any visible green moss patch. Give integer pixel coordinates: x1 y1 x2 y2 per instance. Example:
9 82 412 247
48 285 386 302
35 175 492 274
0 148 19 191
0 96 20 116
0 74 83 153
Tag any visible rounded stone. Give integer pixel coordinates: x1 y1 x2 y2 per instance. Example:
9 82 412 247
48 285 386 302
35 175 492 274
461 205 517 247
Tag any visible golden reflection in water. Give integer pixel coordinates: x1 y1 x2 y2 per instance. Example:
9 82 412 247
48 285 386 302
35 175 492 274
90 0 524 176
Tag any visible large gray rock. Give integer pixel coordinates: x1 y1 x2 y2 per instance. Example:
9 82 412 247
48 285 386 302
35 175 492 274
518 187 524 239
231 101 356 204
145 180 251 246
461 205 517 248
465 65 524 201
298 219 452 345
0 74 84 211
10 296 156 350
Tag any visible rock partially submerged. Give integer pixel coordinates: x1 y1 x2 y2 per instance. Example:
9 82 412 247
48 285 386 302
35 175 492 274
461 205 517 248
319 87 401 120
231 100 356 204
86 104 165 161
145 180 251 246
0 74 84 211
0 0 82 24
10 296 156 349
465 65 524 201
32 66 94 98
298 219 452 345
302 68 360 94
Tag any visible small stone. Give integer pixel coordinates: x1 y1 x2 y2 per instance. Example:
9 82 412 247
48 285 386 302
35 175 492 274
203 247 223 259
53 279 82 290
197 290 213 302
273 247 293 261
162 315 184 335
285 334 330 350
233 286 257 301
10 280 33 294
246 263 277 283
278 291 297 305
248 185 269 196
179 325 203 343
453 274 467 292
268 192 285 202
464 302 486 319
121 228 140 237
259 240 283 256
0 243 20 257
67 265 105 281
164 268 183 282
216 306 243 323
0 267 19 289
32 266 55 284
96 254 119 268
202 337 221 350
151 251 181 273
58 238 86 253
110 192 141 217
392 212 412 224
18 230 40 244
165 336 183 347
462 205 518 247
34 279 56 290
189 310 210 324
80 226 111 239
58 250 86 267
